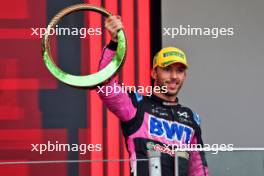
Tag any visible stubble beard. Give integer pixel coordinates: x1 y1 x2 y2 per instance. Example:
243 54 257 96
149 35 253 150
156 78 183 97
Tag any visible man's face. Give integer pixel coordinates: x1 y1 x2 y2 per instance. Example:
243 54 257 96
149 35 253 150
151 63 187 97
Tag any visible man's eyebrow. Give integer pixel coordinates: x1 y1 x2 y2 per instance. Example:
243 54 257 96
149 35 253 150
179 66 187 70
161 66 170 70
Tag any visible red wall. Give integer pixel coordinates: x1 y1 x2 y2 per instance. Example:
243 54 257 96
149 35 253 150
0 0 151 176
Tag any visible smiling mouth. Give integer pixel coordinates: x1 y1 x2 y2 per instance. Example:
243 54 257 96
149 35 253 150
166 82 178 89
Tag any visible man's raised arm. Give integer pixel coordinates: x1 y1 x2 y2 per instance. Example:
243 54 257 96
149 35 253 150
97 16 136 122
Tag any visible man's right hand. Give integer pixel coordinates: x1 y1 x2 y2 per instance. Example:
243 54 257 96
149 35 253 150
105 15 123 42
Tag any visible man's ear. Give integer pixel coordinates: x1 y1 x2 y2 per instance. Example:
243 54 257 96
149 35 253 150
151 68 157 80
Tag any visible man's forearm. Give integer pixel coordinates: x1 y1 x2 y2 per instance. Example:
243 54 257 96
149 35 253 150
97 41 136 122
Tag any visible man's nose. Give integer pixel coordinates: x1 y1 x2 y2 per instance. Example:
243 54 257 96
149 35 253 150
170 70 179 79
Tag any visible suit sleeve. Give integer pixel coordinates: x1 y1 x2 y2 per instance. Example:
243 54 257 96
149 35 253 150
97 41 137 122
188 112 209 176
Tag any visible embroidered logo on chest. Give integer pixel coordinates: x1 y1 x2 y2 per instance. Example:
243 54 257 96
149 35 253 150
148 115 194 144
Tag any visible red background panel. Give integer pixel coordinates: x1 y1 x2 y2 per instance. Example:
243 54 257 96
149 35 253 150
0 165 29 176
0 129 68 176
0 0 29 19
0 0 152 176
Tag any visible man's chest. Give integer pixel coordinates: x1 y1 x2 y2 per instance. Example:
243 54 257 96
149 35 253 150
139 104 196 145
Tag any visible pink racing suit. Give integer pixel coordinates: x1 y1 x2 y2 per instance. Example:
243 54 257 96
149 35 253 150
98 41 209 176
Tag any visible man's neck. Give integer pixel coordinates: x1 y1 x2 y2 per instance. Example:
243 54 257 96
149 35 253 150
153 92 177 102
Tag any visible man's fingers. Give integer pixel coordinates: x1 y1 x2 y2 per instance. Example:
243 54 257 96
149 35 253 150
105 21 122 31
107 17 121 25
106 15 119 22
104 15 122 42
110 23 123 30
105 15 121 23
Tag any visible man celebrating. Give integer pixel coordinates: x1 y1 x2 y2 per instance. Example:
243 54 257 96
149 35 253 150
98 16 209 176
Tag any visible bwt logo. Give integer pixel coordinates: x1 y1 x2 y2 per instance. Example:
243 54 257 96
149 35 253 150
149 116 193 144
